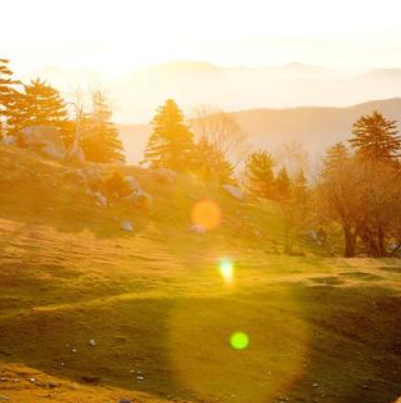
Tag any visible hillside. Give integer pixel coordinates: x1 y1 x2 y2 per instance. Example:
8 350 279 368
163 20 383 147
1 144 401 403
119 98 401 164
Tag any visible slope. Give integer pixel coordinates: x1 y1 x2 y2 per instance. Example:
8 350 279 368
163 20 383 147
0 144 401 403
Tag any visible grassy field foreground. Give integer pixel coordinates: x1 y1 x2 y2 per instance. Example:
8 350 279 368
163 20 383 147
0 144 401 403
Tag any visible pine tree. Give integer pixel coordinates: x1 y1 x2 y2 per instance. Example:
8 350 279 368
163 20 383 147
143 99 195 172
323 142 350 175
244 150 275 199
0 58 20 138
7 79 69 136
275 167 292 199
81 90 125 163
349 111 401 164
194 138 234 184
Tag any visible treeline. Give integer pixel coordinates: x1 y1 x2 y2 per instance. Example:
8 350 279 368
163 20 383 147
3 58 401 257
244 111 401 258
142 98 401 258
0 58 124 163
319 112 401 257
142 100 246 184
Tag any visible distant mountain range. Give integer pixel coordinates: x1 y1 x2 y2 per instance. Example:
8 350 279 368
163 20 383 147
27 61 401 123
119 98 401 164
25 61 401 164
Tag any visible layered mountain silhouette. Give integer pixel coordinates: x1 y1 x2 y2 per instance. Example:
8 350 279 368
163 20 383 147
29 61 401 123
119 98 401 164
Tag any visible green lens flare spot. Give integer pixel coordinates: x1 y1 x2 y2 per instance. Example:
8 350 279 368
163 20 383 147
230 332 250 350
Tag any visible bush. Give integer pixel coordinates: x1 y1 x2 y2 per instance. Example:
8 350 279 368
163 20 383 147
101 170 131 199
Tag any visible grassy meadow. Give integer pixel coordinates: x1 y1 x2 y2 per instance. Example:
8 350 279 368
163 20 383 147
0 144 401 403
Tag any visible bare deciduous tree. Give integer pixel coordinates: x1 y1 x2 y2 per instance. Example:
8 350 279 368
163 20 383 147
275 140 310 177
190 105 250 168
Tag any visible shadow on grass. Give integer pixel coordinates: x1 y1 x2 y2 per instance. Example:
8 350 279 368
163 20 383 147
0 283 401 403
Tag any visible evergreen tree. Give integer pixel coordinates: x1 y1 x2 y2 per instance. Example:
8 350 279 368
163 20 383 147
143 99 195 172
0 58 20 138
244 150 275 199
7 79 69 136
349 111 401 164
81 90 125 163
275 167 292 199
194 138 234 184
323 142 350 175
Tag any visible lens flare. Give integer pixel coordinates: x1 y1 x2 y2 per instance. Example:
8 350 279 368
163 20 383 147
191 199 221 231
219 258 234 283
230 332 250 350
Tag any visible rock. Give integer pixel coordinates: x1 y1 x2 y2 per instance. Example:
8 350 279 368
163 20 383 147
136 376 144 381
48 381 58 389
89 339 97 347
123 190 153 210
94 192 108 207
189 224 206 234
121 221 134 232
0 395 10 401
18 126 66 160
2 136 15 146
71 349 77 353
118 400 132 403
28 377 36 383
125 175 141 192
222 184 244 200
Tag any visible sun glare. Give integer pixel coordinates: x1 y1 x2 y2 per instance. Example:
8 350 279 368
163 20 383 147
191 200 222 231
219 258 234 284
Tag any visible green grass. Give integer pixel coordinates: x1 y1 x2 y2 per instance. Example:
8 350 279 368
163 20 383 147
0 144 401 403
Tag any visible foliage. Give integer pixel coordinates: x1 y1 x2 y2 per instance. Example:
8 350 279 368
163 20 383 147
0 58 20 138
244 150 275 198
193 137 235 184
349 111 401 165
81 90 125 163
275 167 292 200
143 99 195 172
6 78 69 137
101 170 131 199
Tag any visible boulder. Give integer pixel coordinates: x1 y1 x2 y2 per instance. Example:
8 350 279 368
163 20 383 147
82 165 107 190
94 192 108 207
125 175 141 193
18 126 66 160
223 184 244 200
121 221 134 232
2 136 15 146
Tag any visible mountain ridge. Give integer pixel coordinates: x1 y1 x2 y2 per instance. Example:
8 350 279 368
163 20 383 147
119 97 401 164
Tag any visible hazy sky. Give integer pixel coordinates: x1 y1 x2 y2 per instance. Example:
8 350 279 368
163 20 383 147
3 0 401 75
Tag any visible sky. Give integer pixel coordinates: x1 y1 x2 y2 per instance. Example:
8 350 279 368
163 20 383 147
3 0 401 75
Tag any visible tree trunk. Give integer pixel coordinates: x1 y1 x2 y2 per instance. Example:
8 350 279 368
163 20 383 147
343 225 356 257
378 226 386 257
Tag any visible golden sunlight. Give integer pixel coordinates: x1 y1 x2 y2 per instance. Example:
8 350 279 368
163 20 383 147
191 199 222 231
